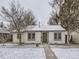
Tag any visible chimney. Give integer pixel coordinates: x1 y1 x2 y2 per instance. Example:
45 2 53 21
39 22 40 28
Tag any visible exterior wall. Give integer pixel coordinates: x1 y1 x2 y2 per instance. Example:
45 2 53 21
13 31 65 44
13 33 25 43
13 33 19 43
71 32 79 43
22 32 41 43
13 32 41 44
48 32 65 44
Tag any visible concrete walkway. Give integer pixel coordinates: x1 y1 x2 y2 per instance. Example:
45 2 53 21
43 44 57 59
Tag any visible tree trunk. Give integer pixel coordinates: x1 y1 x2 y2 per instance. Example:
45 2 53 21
17 31 22 45
19 37 22 45
67 31 70 45
2 33 5 46
2 38 5 46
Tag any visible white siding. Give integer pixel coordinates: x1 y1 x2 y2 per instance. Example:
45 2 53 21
21 32 27 43
13 31 65 44
35 32 41 43
23 32 41 43
13 32 41 44
48 32 65 44
13 33 19 43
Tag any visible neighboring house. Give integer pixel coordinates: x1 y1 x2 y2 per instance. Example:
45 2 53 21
12 25 66 44
0 21 12 42
71 31 79 44
0 28 11 42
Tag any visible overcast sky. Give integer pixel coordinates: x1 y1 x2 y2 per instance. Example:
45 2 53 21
0 0 52 25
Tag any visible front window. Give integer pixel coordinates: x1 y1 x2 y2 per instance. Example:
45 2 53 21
54 32 61 40
58 33 61 39
54 33 57 40
28 33 31 39
32 33 35 39
28 32 35 41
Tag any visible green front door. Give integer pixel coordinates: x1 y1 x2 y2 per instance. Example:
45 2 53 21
42 32 48 43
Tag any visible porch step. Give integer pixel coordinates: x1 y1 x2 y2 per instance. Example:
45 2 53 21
43 44 57 59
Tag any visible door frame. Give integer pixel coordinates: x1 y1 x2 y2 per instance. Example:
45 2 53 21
65 35 67 44
41 32 49 44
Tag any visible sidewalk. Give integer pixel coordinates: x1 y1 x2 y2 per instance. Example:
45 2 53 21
43 44 57 59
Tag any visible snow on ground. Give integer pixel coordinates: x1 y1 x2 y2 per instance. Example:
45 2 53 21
51 48 79 59
0 47 46 59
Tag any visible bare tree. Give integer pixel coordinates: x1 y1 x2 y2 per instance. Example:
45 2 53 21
48 0 63 25
0 22 9 46
48 17 54 25
0 1 36 45
0 33 9 46
50 0 79 44
48 14 60 25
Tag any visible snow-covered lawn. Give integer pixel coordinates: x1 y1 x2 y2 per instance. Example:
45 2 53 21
51 48 79 59
0 47 46 59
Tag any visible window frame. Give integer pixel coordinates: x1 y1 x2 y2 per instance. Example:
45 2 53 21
58 33 61 40
32 33 35 39
54 32 62 41
28 32 35 41
28 33 31 40
54 33 57 40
